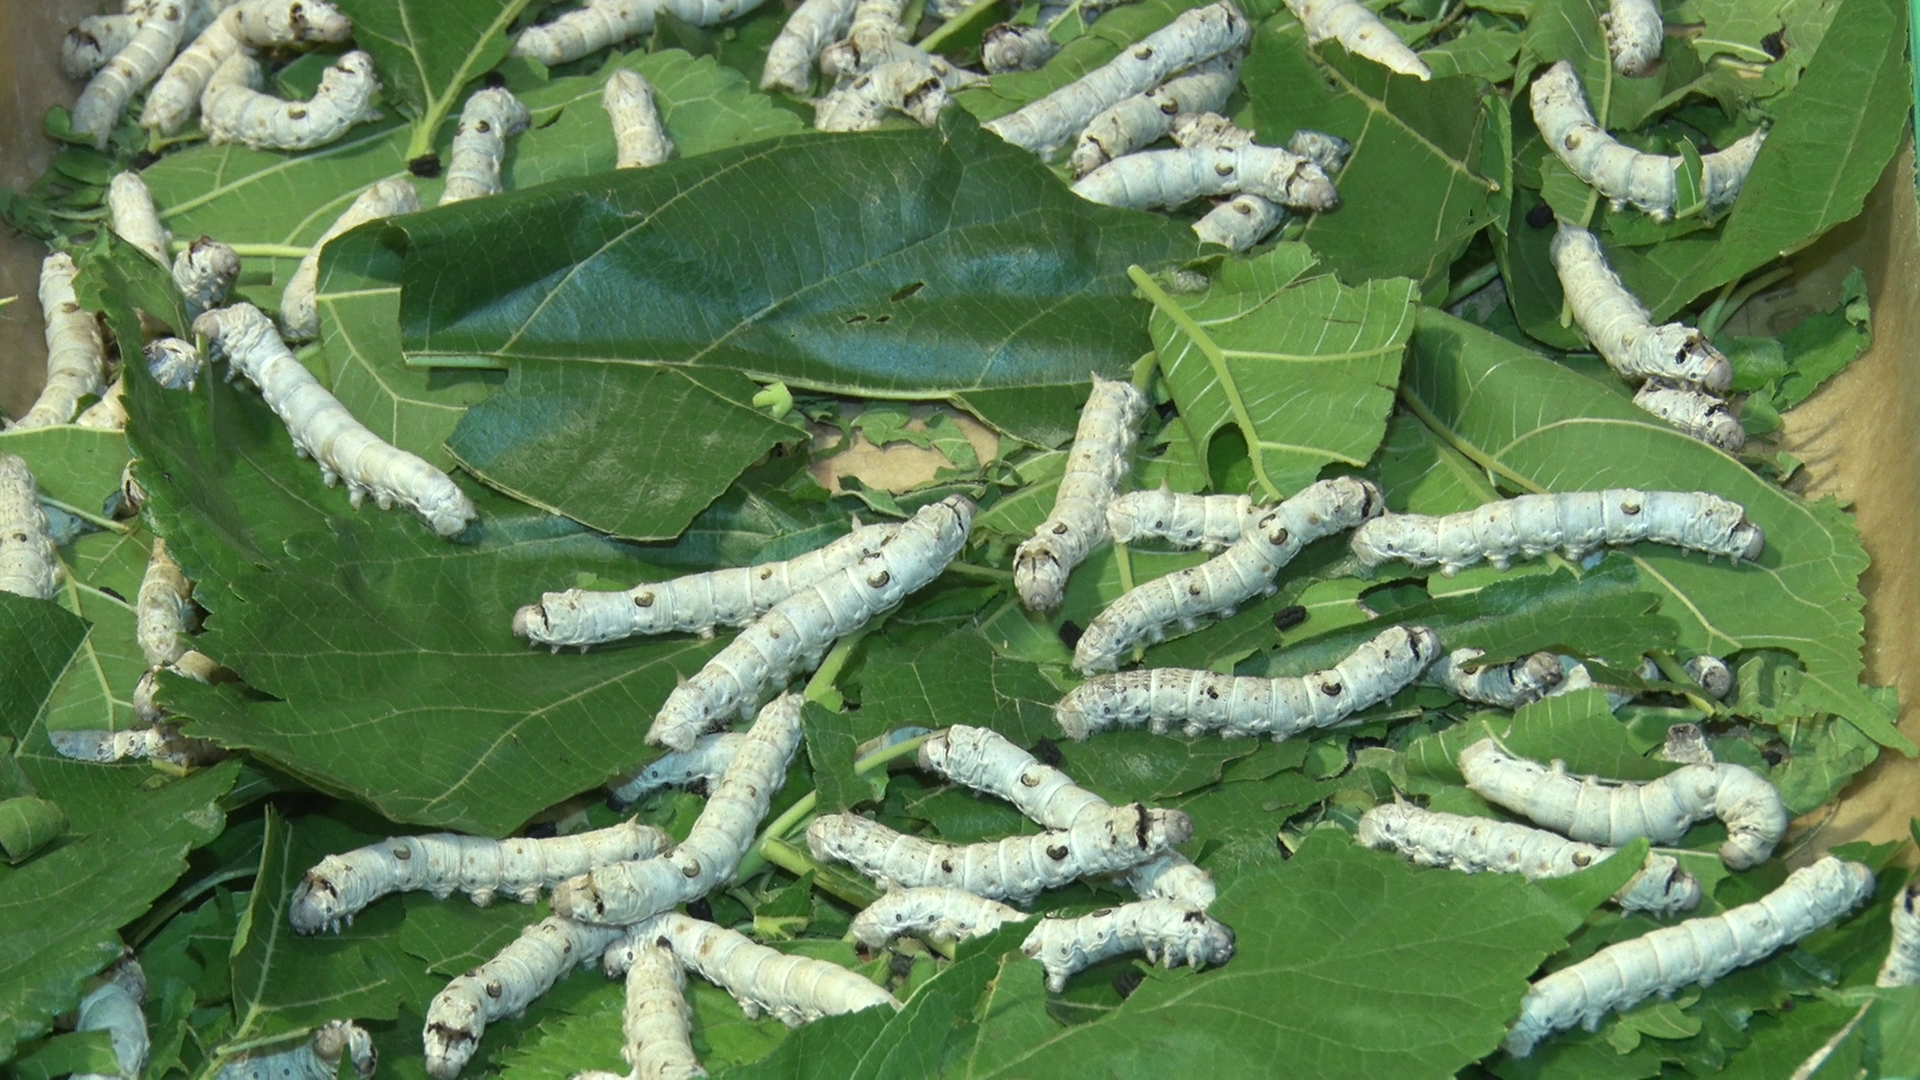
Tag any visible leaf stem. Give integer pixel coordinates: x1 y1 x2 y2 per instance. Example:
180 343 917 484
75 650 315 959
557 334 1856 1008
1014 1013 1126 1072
168 241 311 259
947 561 1014 583
758 837 881 907
1396 384 1542 495
405 0 540 160
804 631 866 704
1698 265 1793 339
1440 261 1501 310
1129 349 1159 394
919 0 1000 52
735 733 930 880
42 495 130 534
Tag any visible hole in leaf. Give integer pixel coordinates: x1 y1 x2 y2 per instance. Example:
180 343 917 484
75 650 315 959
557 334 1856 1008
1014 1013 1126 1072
891 281 925 302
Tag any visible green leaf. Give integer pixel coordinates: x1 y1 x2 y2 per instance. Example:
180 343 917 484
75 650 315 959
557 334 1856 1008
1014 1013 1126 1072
954 0 1204 123
0 796 67 863
331 0 539 159
1136 248 1417 501
860 629 1064 748
1404 686 1675 784
0 427 130 525
803 701 878 812
4 1031 122 1080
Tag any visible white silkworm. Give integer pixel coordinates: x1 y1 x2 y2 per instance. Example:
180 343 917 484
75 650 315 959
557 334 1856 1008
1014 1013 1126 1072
289 819 673 934
817 0 907 76
172 237 242 318
1603 0 1663 75
1286 0 1430 79
108 171 171 266
806 803 1192 903
1357 803 1701 916
1059 625 1441 739
612 912 901 1026
1184 120 1353 250
1682 655 1733 699
1349 490 1765 576
201 49 382 151
607 733 749 808
16 252 106 431
1073 477 1383 672
282 178 421 341
1551 225 1732 392
143 0 354 135
221 1021 376 1080
1427 648 1564 709
75 378 128 432
146 336 205 390
1106 487 1252 552
981 24 1059 74
1659 722 1715 766
1014 376 1146 613
762 0 858 94
555 694 804 927
646 496 972 752
424 917 624 1080
1878 881 1920 987
49 723 224 767
64 14 139 80
849 887 1032 948
439 88 532 206
195 302 478 537
73 956 147 1080
1506 857 1875 1056
1021 899 1235 991
593 939 705 1080
603 70 674 168
1459 738 1789 869
813 54 965 132
1530 62 1766 220
1071 143 1340 213
1069 54 1242 178
515 0 772 66
136 539 195 668
130 650 217 726
0 456 59 601
1633 381 1745 452
72 0 187 148
984 1 1252 158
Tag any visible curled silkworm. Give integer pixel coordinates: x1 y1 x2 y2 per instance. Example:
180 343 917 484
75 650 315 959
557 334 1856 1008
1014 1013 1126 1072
1879 881 1920 987
646 496 971 752
1286 0 1430 79
0 456 59 601
195 303 478 537
439 88 532 206
1014 376 1146 612
1604 0 1663 75
592 938 704 1080
1349 490 1765 576
1074 477 1382 673
172 237 242 318
515 0 771 66
73 955 148 1080
602 69 673 168
424 916 624 1079
64 14 138 80
201 49 382 151
143 0 354 135
49 723 225 767
555 693 803 926
1072 143 1339 212
611 912 901 1026
981 23 1060 74
16 252 106 431
1181 120 1353 250
282 178 421 341
1550 225 1732 391
146 337 205 390
762 0 858 93
108 171 171 265
807 803 1192 903
221 1021 376 1080
72 0 187 147
1069 54 1243 178
1505 857 1874 1056
1427 648 1564 708
1107 487 1252 552
1358 803 1701 916
1060 625 1441 739
607 732 749 808
812 53 950 131
817 0 908 76
1633 381 1745 452
1021 900 1235 991
136 539 196 668
984 2 1252 158
1530 61 1766 220
1458 738 1788 869
75 378 128 431
849 887 1032 948
289 819 673 934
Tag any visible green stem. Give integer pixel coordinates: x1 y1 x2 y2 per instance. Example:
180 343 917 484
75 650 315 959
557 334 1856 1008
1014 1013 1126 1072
759 837 881 907
1397 384 1542 495
1646 649 1719 717
168 241 311 259
42 495 129 534
405 0 540 160
211 1029 312 1059
735 733 931 880
1698 266 1792 340
1440 261 1501 310
1129 349 1159 394
947 561 1014 583
919 0 1001 52
804 631 865 704
130 867 258 947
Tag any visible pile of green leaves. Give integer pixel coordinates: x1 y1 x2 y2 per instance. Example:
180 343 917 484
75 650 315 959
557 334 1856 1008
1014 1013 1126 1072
1 0 1913 1075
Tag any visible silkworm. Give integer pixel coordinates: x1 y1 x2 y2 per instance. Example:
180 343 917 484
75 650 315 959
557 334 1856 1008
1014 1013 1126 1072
1349 490 1765 576
194 303 478 537
75 378 128 431
983 2 1251 158
1072 143 1340 213
645 496 972 752
72 0 187 147
1073 477 1383 673
222 1022 376 1080
136 539 196 667
1633 380 1745 452
812 54 959 132
817 0 908 76
591 938 704 1080
515 0 771 66
0 456 59 601
981 23 1059 74
612 912 901 1026
1682 655 1733 699
555 693 804 926
1069 54 1243 178
1285 0 1430 79
1013 376 1146 613
1107 488 1252 552
607 732 749 808
1060 625 1441 739
806 803 1192 903
108 171 171 265
1021 900 1235 991
172 237 242 318
201 49 382 152
1505 857 1874 1056
762 0 858 94
288 819 673 934
15 252 106 431
424 916 624 1079
1427 647 1564 709
281 179 421 341
1551 225 1732 391
439 88 532 206
1357 803 1701 916
63 14 138 80
49 723 225 767
1458 738 1788 869
1879 881 1920 987
1530 61 1766 220
1173 116 1353 251
602 69 673 168
849 886 1032 948
146 336 205 390
143 0 354 135
72 956 148 1080
1604 0 1663 75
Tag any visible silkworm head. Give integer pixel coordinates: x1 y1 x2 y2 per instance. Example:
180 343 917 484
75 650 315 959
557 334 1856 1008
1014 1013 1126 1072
1404 626 1444 667
1734 521 1765 562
